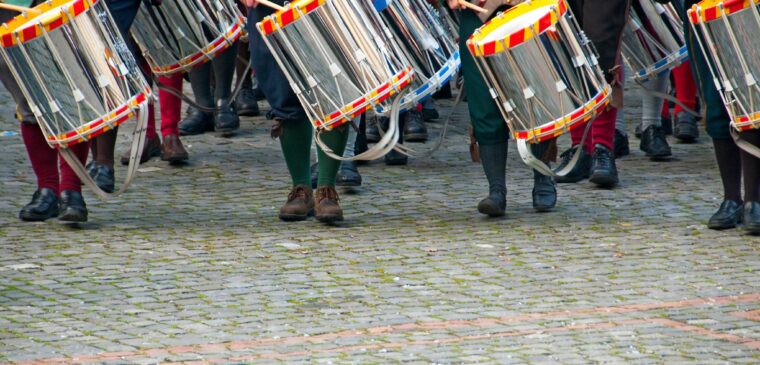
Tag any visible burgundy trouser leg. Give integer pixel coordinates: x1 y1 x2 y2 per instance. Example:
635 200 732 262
20 123 59 193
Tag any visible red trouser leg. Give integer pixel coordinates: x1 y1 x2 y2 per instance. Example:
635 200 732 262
673 61 697 116
59 142 89 193
570 106 618 153
158 74 183 137
145 102 157 140
20 123 60 193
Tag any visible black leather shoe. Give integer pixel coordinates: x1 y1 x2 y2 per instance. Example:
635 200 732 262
675 112 699 142
86 160 97 178
708 200 743 230
19 188 59 222
337 160 362 187
235 88 260 117
215 99 240 137
635 124 643 139
385 148 408 165
555 145 591 183
661 117 673 135
589 144 619 188
614 129 630 158
478 192 506 217
366 118 382 143
640 125 672 160
743 201 760 234
252 87 266 101
310 163 318 189
532 174 557 212
89 162 115 193
422 107 439 122
404 111 428 142
58 190 88 223
179 108 214 136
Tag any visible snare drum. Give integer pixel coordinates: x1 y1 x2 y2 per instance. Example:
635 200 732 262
467 0 610 172
622 0 688 82
0 0 152 197
374 0 460 113
688 0 760 132
0 0 151 148
131 0 246 76
256 0 414 131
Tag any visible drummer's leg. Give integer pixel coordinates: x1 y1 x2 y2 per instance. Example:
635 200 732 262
1 49 62 221
211 42 240 135
248 4 345 223
458 10 509 217
639 72 672 160
158 74 189 163
58 142 90 222
672 61 699 142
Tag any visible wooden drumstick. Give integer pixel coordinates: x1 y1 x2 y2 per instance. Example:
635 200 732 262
256 0 286 11
0 2 42 14
458 0 488 13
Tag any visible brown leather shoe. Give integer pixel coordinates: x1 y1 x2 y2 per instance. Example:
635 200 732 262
160 134 189 164
315 186 343 223
120 135 161 165
279 185 314 221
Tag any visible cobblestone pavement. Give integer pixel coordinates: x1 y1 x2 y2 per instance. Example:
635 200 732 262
0 80 759 365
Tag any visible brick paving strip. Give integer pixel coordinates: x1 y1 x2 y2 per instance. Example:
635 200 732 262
6 293 759 365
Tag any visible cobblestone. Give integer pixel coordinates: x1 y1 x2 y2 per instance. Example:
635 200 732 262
1 79 759 364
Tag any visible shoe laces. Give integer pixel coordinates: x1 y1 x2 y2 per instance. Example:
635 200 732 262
594 146 612 165
316 186 339 202
288 185 310 202
558 145 577 167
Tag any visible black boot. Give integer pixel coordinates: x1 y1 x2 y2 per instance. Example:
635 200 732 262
675 112 699 142
661 117 673 135
88 162 115 193
614 129 630 158
215 99 240 137
235 88 260 117
708 200 743 230
640 125 672 160
179 108 214 136
555 145 591 183
19 188 59 222
531 141 556 212
589 144 619 188
404 110 428 142
366 118 382 143
337 160 362 187
744 201 760 235
58 190 88 223
477 142 507 217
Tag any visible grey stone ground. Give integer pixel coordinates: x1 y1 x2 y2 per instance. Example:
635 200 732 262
0 79 758 364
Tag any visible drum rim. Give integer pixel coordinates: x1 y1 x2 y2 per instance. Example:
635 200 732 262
688 0 760 24
315 66 414 130
512 86 611 143
149 19 245 75
44 86 152 148
0 0 96 48
466 0 567 57
257 0 326 36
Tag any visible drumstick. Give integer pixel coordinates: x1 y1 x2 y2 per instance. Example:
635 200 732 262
458 0 487 13
0 2 41 14
256 0 286 11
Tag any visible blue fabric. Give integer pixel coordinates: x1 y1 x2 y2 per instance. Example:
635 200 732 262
247 5 308 123
373 0 391 12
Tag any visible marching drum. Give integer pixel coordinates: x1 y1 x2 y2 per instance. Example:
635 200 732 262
0 0 152 197
256 0 414 132
131 0 246 76
373 0 460 113
689 0 760 132
467 0 611 176
622 0 688 83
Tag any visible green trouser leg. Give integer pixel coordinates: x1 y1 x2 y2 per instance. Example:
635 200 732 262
280 119 313 187
458 10 508 146
317 126 349 187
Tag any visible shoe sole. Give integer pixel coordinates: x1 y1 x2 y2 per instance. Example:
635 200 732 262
58 213 87 223
279 214 309 222
745 224 760 235
478 203 506 217
647 154 672 161
162 155 189 165
385 160 408 166
20 211 59 222
404 134 428 143
316 214 344 223
555 174 589 184
589 174 618 187
675 134 698 143
216 129 238 138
